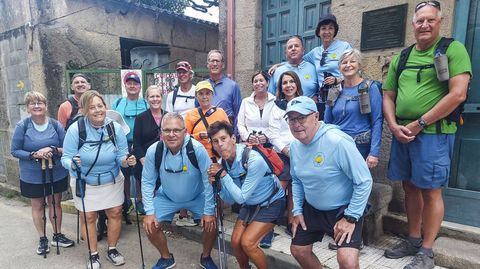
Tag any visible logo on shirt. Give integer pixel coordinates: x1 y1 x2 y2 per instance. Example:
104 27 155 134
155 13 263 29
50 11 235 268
313 153 325 167
305 74 311 80
332 53 337 59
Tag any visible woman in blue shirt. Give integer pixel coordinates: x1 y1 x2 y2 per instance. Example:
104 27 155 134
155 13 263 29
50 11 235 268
62 90 136 269
11 91 74 256
324 49 383 168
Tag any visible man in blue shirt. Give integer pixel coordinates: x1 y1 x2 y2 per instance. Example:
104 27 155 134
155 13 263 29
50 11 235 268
141 112 218 269
268 35 319 98
112 71 149 215
206 50 242 131
285 96 372 269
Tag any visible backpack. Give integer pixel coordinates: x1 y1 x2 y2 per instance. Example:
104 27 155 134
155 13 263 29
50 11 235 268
240 144 284 177
77 117 117 150
153 138 199 192
396 37 465 128
65 96 80 129
23 117 62 137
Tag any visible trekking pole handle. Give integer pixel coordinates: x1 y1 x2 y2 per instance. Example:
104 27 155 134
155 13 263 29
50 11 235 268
41 158 46 170
48 157 53 169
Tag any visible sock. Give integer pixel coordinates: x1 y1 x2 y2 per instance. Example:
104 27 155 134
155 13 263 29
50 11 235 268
419 247 434 258
407 236 422 248
91 251 98 255
108 246 116 251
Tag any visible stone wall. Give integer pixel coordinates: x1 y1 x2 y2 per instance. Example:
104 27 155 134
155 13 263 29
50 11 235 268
0 0 218 185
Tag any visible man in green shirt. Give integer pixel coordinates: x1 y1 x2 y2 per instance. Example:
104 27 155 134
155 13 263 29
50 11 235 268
382 2 472 269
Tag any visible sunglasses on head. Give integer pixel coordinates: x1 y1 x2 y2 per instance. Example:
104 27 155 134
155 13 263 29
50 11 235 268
415 1 441 12
320 50 328 66
176 62 190 69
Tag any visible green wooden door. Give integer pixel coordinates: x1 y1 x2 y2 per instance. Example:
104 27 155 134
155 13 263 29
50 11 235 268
445 0 480 227
262 0 331 69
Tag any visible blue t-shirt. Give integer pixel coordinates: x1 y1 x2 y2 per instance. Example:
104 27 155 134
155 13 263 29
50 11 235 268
112 97 148 142
268 61 319 97
11 117 68 184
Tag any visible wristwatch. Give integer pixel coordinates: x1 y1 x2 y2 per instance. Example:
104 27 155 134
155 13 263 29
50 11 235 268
344 215 357 224
417 117 428 129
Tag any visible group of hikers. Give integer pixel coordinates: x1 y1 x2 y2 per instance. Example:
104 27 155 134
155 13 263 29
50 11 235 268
10 1 472 269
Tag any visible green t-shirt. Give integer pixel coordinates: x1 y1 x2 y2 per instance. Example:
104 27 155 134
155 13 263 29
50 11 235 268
383 38 472 134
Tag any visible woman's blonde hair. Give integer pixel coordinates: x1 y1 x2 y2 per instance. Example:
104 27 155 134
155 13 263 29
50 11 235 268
79 90 106 116
338 49 363 68
146 85 162 98
24 91 47 105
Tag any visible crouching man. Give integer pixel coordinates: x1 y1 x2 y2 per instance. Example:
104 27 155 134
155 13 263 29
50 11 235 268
141 112 218 269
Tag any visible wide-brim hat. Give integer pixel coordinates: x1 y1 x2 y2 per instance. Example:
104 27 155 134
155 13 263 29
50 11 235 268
106 110 130 135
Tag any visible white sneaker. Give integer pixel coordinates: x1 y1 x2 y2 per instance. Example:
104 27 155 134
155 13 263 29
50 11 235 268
106 248 125 266
176 215 198 227
87 253 101 269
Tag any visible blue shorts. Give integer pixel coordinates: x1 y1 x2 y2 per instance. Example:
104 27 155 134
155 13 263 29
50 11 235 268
154 191 204 223
388 133 455 189
238 197 286 224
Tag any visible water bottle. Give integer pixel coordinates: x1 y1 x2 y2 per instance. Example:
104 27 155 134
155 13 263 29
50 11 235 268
434 51 449 82
358 82 371 114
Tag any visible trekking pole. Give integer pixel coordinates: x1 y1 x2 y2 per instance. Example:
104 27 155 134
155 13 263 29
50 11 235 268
48 157 60 255
76 210 80 244
73 159 94 269
41 158 48 259
212 157 228 269
128 151 145 269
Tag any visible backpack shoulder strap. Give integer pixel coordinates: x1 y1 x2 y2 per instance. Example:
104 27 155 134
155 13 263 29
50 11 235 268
48 118 63 138
241 146 252 171
105 121 117 148
67 96 78 118
155 141 164 172
185 138 199 170
251 145 275 175
114 97 123 108
23 117 32 135
435 37 454 55
78 117 86 150
172 88 179 109
396 44 415 84
197 107 210 130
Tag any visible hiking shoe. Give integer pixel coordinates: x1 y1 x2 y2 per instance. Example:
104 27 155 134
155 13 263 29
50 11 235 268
259 230 274 249
384 239 421 259
152 254 176 269
176 215 197 227
36 236 50 255
199 255 218 269
51 233 75 247
106 248 125 266
123 199 134 215
136 201 146 215
87 253 101 269
404 252 435 269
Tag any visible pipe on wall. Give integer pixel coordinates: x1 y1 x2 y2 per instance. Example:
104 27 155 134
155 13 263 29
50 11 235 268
226 0 235 78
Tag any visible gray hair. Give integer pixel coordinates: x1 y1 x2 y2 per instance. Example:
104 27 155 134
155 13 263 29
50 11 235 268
207 49 224 62
338 49 363 67
413 8 442 22
161 112 185 129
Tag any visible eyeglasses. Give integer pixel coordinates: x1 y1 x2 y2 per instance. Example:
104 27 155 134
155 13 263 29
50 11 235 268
161 128 185 135
28 101 46 107
415 1 441 12
286 113 314 125
164 150 188 173
320 50 328 66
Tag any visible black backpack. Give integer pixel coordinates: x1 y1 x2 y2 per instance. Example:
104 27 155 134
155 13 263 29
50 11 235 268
77 117 117 150
153 138 199 192
65 96 80 129
396 37 464 129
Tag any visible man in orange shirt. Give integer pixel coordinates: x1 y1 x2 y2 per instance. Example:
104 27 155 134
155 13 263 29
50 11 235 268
57 73 91 129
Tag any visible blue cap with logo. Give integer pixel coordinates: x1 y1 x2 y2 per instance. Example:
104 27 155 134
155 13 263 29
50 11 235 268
285 96 317 116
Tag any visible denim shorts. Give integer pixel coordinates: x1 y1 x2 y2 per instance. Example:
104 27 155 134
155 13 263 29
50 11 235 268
388 133 455 189
291 202 364 249
154 191 204 223
238 197 286 224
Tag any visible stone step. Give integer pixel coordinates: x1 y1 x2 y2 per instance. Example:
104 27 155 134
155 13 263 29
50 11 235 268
434 237 480 269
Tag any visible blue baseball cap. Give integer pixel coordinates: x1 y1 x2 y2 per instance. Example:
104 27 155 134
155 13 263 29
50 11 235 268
285 96 317 116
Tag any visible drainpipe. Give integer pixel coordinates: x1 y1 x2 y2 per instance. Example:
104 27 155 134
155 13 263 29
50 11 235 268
226 0 235 78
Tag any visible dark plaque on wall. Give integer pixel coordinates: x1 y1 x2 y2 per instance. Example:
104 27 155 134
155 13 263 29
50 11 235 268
361 4 408 51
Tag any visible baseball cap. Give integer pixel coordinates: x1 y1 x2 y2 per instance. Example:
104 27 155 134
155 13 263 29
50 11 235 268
176 61 192 72
124 71 141 84
285 96 317 116
316 14 339 38
195 80 214 93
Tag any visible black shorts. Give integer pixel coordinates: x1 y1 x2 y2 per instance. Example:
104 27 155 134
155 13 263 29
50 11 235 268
291 202 363 249
278 153 291 182
20 176 68 199
238 197 286 224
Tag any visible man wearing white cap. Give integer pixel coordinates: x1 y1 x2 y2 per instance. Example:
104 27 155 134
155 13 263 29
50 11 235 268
285 96 372 269
166 61 196 117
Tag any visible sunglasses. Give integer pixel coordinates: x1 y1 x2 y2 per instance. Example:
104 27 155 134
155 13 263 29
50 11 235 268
164 150 188 173
415 1 441 12
320 50 328 66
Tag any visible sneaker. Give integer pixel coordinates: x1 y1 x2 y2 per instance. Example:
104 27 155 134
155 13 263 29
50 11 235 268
36 236 50 255
87 253 101 269
136 201 146 215
176 215 198 227
259 230 274 249
123 199 134 215
106 248 125 266
384 239 421 259
152 254 176 269
199 255 218 269
404 252 435 269
51 233 75 247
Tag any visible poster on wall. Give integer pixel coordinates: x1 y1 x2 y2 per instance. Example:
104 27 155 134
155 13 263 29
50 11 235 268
120 69 143 97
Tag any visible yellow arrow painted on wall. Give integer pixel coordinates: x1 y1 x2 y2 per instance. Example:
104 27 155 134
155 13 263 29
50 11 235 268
16 80 25 90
